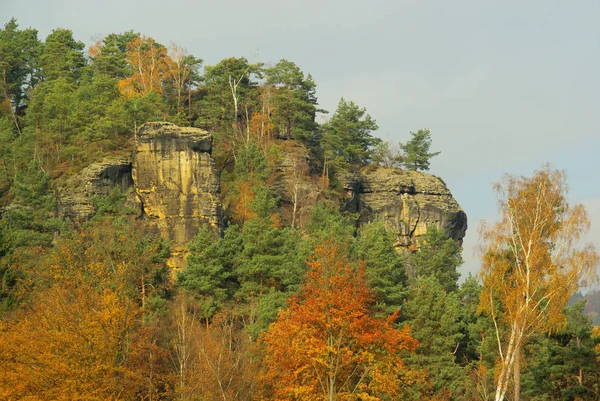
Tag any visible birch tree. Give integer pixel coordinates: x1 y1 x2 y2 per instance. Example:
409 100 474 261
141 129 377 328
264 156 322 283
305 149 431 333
478 166 598 401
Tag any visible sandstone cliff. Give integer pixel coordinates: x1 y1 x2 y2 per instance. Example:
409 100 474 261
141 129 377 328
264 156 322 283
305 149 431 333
58 155 137 221
344 166 467 250
132 122 221 267
56 123 465 269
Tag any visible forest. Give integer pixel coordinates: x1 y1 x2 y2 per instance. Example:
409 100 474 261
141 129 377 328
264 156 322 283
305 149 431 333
0 18 599 401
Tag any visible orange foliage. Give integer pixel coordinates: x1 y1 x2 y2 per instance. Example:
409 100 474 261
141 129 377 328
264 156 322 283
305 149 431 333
260 241 420 400
118 36 170 98
0 283 167 400
232 180 257 224
88 40 101 58
167 297 259 400
478 167 598 401
249 111 274 144
592 326 600 361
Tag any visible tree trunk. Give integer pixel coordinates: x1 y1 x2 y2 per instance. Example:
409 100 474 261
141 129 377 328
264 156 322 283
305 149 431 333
513 346 520 401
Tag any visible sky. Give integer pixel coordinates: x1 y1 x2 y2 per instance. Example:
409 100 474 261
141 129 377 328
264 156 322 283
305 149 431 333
3 0 600 280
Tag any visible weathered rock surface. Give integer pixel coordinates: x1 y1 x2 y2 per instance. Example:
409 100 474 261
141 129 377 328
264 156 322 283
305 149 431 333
344 166 467 249
58 156 136 221
132 122 221 268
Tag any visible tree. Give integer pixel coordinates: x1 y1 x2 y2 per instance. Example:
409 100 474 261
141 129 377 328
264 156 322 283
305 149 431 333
260 241 419 400
199 57 261 132
39 28 86 82
178 226 240 317
353 218 407 315
403 276 465 398
89 31 138 79
264 59 318 141
400 129 440 171
0 282 171 399
372 140 403 168
409 224 463 293
117 36 169 98
321 98 380 177
0 19 41 133
522 302 599 400
164 43 202 116
478 166 598 401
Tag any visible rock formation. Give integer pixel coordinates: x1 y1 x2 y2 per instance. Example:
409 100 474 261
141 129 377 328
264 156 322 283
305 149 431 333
58 156 137 221
344 166 467 250
56 123 465 269
132 122 221 268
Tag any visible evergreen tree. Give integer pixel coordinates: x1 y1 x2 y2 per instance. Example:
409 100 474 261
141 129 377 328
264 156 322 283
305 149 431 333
233 216 305 337
89 31 138 79
178 226 240 317
321 98 380 176
457 275 497 399
353 218 407 315
0 19 42 127
0 162 63 254
264 59 318 141
403 275 466 398
198 57 261 130
522 302 599 400
39 28 86 82
400 128 440 171
409 224 462 292
305 201 356 246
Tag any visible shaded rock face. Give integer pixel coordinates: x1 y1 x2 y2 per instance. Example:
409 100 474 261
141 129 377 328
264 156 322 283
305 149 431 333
132 122 222 268
344 167 467 249
58 156 137 221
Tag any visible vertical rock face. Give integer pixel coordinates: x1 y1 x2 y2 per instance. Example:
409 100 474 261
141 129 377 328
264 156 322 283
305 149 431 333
344 167 467 250
132 122 222 268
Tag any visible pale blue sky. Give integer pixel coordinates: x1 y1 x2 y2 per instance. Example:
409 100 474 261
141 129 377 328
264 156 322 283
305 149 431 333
3 0 600 278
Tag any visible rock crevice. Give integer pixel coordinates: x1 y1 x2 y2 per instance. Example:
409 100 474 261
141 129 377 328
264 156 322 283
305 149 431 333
132 122 222 268
344 167 467 249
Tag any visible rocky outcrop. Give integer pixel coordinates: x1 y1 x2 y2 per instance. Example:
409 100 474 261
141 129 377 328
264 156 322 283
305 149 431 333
58 156 137 221
132 122 221 268
344 166 467 250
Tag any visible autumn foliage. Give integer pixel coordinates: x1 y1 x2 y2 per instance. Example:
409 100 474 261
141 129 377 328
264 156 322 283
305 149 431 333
260 241 420 400
118 36 169 98
0 283 167 400
478 166 598 401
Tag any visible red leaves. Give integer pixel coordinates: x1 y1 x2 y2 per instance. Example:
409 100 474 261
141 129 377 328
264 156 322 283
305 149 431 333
260 240 419 400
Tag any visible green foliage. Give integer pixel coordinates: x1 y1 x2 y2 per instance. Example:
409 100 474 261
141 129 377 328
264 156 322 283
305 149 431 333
0 119 17 197
197 57 261 129
90 31 138 79
353 219 407 315
178 226 239 317
321 98 380 175
234 140 269 180
233 217 306 337
456 275 497 397
0 162 63 254
91 188 131 218
522 302 599 400
249 186 279 219
403 275 466 397
400 128 440 171
305 201 356 245
265 59 318 141
180 217 306 336
372 140 403 168
39 28 86 82
0 18 42 121
409 224 462 292
123 91 166 133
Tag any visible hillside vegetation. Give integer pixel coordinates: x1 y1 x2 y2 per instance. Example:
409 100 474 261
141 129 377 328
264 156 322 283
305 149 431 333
0 19 598 400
